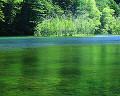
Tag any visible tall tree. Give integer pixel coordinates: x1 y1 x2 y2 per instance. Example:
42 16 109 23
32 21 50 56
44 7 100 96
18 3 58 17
95 0 110 12
0 0 23 35
15 0 46 35
0 1 4 22
100 7 115 34
0 1 5 35
95 0 120 15
84 0 102 34
52 0 80 14
109 0 120 16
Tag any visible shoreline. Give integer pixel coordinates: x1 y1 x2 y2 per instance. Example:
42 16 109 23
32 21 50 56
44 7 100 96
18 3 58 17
0 34 120 39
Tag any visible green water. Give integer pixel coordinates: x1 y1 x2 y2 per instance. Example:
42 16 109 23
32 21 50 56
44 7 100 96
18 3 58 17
0 44 120 96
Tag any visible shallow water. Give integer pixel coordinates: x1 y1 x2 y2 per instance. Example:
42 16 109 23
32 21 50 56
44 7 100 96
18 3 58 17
0 36 120 96
0 35 120 50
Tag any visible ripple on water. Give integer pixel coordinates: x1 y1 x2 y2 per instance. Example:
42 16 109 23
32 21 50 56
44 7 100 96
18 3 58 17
0 35 120 50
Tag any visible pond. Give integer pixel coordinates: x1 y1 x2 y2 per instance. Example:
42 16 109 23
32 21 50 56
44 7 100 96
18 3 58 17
0 35 120 96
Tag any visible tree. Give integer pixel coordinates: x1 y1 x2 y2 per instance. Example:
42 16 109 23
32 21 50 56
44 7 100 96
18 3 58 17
16 0 62 35
0 0 120 36
111 16 120 34
100 7 115 34
95 0 120 16
0 0 23 35
109 0 120 16
84 0 102 34
95 0 110 12
52 0 80 14
0 1 4 22
14 0 47 35
0 1 5 35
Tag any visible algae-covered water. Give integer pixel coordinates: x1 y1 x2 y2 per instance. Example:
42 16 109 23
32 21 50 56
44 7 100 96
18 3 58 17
0 35 120 96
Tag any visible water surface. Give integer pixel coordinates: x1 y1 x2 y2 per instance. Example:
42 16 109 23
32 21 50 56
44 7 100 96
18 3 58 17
0 36 120 96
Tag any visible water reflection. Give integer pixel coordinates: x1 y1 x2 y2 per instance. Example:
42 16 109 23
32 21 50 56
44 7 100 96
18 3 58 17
56 46 81 96
0 50 22 96
0 44 120 96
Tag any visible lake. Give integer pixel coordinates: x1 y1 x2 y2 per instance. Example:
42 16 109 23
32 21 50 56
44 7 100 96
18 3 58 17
0 35 120 96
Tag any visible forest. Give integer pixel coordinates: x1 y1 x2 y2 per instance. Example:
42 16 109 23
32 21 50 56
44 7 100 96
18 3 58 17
0 0 120 36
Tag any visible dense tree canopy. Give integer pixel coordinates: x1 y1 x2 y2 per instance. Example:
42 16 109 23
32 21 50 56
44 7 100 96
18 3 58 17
0 0 120 36
52 0 80 14
0 1 4 21
114 0 120 4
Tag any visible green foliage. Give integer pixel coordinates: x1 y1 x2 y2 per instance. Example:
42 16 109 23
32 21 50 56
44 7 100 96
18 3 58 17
111 16 120 34
0 0 23 35
0 0 120 36
114 0 120 4
0 0 63 36
95 0 110 11
95 0 120 15
52 0 80 14
43 0 63 16
35 15 76 36
1 0 23 23
109 0 120 15
1 0 23 3
74 12 100 35
0 1 4 22
85 0 102 19
100 7 115 34
35 12 101 36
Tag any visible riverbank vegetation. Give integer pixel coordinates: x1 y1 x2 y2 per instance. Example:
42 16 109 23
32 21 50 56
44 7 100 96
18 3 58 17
0 0 120 36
